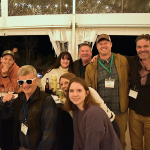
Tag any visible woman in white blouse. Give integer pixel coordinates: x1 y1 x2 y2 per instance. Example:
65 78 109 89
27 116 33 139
41 51 73 91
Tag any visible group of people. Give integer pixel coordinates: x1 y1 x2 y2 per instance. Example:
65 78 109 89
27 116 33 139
0 33 149 150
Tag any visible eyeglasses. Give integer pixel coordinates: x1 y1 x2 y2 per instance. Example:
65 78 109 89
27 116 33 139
17 77 36 85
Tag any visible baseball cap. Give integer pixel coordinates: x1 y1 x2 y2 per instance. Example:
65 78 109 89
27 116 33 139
2 50 14 59
97 34 111 43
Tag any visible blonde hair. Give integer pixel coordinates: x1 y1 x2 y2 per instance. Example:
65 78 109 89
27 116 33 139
59 73 76 82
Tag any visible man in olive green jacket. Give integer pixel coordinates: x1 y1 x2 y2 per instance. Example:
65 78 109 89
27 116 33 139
85 34 129 150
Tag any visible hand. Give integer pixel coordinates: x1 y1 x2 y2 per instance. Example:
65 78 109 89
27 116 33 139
49 86 53 90
3 93 14 103
2 66 8 76
91 55 98 63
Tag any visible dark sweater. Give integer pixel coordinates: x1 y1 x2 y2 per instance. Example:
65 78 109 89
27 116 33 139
73 104 123 150
73 59 89 79
127 55 150 116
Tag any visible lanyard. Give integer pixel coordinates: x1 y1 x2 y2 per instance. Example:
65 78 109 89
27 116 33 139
141 73 150 79
133 71 150 89
98 54 114 77
23 100 28 124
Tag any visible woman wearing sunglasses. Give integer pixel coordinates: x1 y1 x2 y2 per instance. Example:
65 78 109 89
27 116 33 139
59 73 120 138
41 51 73 91
63 77 122 150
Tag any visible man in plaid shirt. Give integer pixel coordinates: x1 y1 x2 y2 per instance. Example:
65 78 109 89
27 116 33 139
85 34 129 150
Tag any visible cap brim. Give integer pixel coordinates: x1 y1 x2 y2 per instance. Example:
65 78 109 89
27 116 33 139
2 54 14 59
97 38 110 43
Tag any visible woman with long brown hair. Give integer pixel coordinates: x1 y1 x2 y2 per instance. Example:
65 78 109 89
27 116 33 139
63 77 122 150
41 51 73 91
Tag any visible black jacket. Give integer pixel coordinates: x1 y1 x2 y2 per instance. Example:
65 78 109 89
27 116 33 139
73 59 88 79
13 87 56 150
127 55 150 116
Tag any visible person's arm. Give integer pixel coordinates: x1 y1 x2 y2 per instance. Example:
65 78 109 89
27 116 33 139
84 118 105 150
90 55 98 63
2 65 19 91
126 55 130 78
0 93 15 119
84 127 104 150
37 96 57 150
85 65 92 87
88 87 115 122
73 131 81 150
41 73 48 91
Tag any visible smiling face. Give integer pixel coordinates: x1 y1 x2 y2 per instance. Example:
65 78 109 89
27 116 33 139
60 55 70 69
79 45 92 63
1 55 14 69
69 82 88 110
60 78 70 95
97 40 112 58
18 73 39 100
136 39 150 61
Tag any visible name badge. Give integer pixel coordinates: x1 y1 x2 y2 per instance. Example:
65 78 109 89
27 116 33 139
21 123 28 135
105 79 115 88
129 89 138 99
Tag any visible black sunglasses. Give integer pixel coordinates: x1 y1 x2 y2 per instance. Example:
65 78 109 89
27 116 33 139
17 77 36 85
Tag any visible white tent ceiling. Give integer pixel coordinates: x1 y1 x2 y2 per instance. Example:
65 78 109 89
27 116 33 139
1 13 150 36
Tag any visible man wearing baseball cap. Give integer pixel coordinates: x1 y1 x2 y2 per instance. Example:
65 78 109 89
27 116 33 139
0 50 19 92
85 34 129 150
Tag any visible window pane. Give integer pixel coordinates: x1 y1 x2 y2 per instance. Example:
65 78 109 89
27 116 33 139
8 0 72 16
76 0 122 13
123 0 150 13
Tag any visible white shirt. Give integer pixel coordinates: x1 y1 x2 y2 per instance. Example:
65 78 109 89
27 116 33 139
41 66 69 91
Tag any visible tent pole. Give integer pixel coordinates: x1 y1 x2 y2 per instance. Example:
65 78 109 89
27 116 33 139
60 0 62 14
1 0 8 30
121 0 124 13
72 0 76 61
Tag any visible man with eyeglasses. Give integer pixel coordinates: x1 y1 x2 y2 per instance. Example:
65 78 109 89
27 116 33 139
0 65 57 150
0 50 19 92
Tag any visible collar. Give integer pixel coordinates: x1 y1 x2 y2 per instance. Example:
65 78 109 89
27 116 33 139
79 59 89 67
22 87 38 102
139 59 150 71
99 54 112 64
59 66 69 71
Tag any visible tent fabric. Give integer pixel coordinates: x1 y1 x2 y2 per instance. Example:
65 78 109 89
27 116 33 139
48 28 97 59
48 29 72 57
48 27 150 60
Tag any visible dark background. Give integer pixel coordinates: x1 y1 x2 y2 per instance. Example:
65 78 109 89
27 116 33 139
92 35 137 56
0 35 137 73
